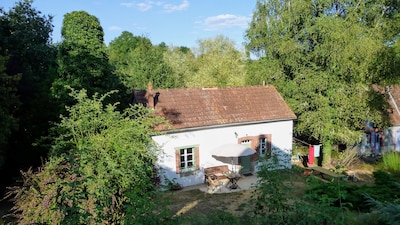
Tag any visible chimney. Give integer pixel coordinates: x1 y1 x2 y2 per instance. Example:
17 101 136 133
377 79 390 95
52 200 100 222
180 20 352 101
146 82 154 109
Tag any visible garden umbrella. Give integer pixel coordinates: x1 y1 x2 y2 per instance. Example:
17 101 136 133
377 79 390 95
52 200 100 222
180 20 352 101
210 143 256 172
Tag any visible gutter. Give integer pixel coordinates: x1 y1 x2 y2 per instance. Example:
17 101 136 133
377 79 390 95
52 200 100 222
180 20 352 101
155 118 296 135
386 86 400 116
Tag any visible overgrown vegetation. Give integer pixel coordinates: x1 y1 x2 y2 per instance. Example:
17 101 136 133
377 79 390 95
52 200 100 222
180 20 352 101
170 166 400 225
245 0 400 162
1 0 400 223
365 193 400 225
381 151 400 175
5 89 170 224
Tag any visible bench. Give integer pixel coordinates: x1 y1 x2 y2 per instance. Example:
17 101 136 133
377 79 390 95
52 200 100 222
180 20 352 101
204 165 232 183
309 166 344 182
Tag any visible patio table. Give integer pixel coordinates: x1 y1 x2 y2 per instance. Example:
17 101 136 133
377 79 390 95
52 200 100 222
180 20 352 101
227 173 241 189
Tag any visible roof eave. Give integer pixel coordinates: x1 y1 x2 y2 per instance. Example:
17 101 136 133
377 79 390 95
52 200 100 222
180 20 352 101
155 117 296 135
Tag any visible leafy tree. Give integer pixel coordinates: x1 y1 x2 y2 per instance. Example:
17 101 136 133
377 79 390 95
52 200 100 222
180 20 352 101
245 0 400 163
0 54 20 170
0 0 57 178
163 45 196 88
9 89 170 224
108 31 176 89
53 11 123 106
108 31 143 72
383 38 400 84
190 35 246 87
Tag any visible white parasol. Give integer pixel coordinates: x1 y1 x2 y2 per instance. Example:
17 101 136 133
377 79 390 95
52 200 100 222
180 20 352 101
209 143 256 172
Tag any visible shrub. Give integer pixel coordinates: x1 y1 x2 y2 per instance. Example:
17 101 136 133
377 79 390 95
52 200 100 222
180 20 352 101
6 89 171 224
365 190 400 225
381 151 400 175
304 170 400 214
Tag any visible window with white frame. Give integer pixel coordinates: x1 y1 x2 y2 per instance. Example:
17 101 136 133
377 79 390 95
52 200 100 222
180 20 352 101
180 147 194 172
259 137 271 158
175 145 199 175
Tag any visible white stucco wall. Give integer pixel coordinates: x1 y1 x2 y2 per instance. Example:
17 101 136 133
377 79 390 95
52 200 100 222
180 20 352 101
383 125 400 151
152 120 294 187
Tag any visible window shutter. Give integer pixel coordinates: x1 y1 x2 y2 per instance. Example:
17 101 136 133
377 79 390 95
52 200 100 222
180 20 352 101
195 147 200 170
175 149 180 174
267 134 272 150
252 136 259 150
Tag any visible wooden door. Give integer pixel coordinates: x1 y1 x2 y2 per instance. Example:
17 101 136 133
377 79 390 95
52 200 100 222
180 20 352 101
240 155 251 174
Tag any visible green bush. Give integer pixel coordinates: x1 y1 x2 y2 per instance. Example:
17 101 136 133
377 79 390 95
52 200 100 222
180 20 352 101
381 151 400 175
304 170 400 214
7 89 171 224
365 181 400 225
367 170 400 202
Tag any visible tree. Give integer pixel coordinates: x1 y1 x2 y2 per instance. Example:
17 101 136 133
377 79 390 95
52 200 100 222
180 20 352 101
108 31 142 72
53 11 123 105
245 0 400 163
9 89 170 224
108 31 176 89
163 45 196 88
190 35 246 87
0 0 57 179
0 54 19 170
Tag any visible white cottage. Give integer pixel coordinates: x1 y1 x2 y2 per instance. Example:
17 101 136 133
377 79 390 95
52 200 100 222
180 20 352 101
132 84 297 187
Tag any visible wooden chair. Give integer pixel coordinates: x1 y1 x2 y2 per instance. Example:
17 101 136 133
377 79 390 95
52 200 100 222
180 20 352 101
206 174 222 192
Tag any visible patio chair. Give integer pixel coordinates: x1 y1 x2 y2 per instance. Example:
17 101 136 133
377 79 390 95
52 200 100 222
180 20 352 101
206 174 222 192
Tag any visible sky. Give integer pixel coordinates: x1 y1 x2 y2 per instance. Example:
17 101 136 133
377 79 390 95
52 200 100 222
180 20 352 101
2 0 258 49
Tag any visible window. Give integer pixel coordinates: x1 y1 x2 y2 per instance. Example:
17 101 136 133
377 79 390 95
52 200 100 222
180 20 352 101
241 139 251 146
238 134 272 159
175 145 199 175
180 147 194 171
259 137 271 158
259 137 267 156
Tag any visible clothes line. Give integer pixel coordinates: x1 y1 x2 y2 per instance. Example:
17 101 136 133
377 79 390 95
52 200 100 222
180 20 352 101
293 137 313 146
294 137 321 158
293 137 322 147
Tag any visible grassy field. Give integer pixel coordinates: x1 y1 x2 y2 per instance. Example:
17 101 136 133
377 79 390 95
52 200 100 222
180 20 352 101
163 163 377 222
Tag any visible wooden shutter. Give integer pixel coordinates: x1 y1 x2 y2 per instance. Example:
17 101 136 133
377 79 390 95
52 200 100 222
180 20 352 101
175 149 180 174
267 134 272 150
252 136 259 151
195 146 200 170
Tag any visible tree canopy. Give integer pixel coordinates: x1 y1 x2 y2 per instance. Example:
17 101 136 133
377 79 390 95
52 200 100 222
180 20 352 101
108 31 176 89
189 35 246 87
0 0 57 174
53 11 122 103
0 54 19 169
245 0 400 150
162 45 196 88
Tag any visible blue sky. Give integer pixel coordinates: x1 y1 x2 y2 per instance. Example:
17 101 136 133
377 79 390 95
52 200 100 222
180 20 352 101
2 0 258 48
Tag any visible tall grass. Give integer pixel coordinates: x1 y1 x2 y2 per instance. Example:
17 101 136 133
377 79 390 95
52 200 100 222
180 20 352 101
382 151 400 175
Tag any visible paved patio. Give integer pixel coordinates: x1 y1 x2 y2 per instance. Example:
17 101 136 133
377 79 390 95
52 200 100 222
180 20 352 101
181 173 259 194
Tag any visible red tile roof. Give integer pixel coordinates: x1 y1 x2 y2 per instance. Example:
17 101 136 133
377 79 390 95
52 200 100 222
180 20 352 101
133 85 297 131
